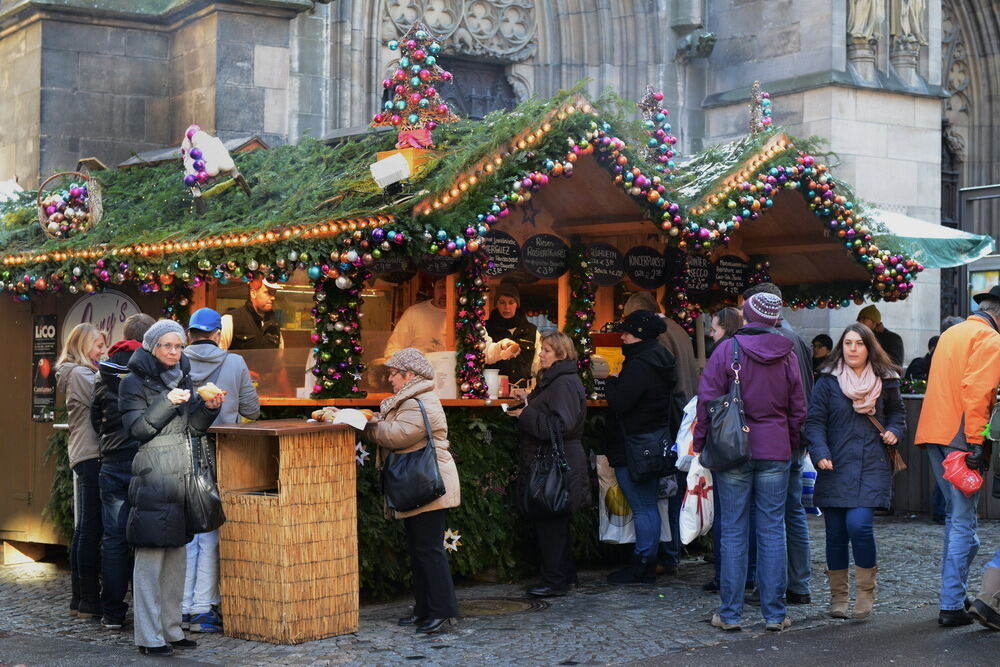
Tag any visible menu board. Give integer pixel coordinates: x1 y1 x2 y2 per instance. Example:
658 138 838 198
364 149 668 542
586 243 625 286
421 254 465 276
483 230 521 276
370 251 413 279
521 234 569 279
624 246 666 289
685 254 712 293
715 255 750 295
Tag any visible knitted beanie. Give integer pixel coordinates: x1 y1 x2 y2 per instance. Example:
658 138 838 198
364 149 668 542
385 347 435 380
494 282 521 304
857 304 882 324
743 292 783 326
142 319 187 352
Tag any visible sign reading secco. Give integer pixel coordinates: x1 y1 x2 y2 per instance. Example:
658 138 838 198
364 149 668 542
63 290 143 348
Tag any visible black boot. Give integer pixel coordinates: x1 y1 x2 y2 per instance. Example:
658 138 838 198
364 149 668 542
77 576 102 619
607 553 656 585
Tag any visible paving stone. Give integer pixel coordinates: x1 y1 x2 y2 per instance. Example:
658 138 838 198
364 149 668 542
2 517 999 665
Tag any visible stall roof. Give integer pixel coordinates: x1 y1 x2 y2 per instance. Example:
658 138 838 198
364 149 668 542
868 209 995 268
117 136 269 168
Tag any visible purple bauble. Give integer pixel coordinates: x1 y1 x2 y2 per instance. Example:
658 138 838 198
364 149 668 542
193 160 206 171
189 148 203 161
370 227 386 242
183 174 198 186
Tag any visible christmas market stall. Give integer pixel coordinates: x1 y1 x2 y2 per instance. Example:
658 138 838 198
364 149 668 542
2 24 994 611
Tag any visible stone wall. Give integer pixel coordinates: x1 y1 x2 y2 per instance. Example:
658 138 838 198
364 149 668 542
0 20 40 186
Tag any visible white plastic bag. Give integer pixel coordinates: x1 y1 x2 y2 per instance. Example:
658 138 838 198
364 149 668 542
800 452 821 516
597 455 673 544
680 456 714 545
673 397 699 471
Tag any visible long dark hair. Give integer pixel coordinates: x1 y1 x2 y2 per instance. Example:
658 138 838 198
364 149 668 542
712 307 743 340
821 322 901 378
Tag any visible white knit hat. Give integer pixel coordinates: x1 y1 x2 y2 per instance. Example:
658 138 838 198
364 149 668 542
142 319 186 352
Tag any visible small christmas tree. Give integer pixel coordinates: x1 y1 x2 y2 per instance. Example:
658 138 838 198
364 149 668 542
371 22 459 148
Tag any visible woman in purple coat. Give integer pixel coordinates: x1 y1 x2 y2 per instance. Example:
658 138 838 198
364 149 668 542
694 292 806 632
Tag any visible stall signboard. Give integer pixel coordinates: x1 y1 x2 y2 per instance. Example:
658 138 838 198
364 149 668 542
686 254 713 293
371 251 414 281
32 315 57 422
421 254 465 276
63 290 142 347
715 255 750 295
586 243 625 286
483 230 521 276
522 234 569 279
624 245 667 289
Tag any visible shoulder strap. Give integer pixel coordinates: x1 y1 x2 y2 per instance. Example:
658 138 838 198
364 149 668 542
412 398 436 450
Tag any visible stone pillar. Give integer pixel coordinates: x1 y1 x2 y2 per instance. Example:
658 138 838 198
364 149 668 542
890 35 922 87
847 37 879 83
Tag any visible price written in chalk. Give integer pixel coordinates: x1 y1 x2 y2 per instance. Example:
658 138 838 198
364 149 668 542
714 255 750 295
586 243 624 286
522 234 569 279
483 231 521 276
686 255 712 293
624 246 667 289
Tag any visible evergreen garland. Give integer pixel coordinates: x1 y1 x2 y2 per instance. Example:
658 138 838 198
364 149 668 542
455 251 489 398
563 244 596 395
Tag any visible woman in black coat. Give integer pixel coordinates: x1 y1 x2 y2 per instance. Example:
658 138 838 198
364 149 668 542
485 283 540 387
510 331 589 598
804 323 904 621
119 320 222 656
604 310 678 585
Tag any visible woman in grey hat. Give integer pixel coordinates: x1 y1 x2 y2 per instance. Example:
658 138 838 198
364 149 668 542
119 319 224 656
364 347 460 634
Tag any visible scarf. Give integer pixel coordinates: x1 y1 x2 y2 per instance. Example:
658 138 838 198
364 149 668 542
378 377 436 415
160 366 183 389
833 361 882 415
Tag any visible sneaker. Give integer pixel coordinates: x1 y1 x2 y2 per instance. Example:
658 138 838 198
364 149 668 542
189 610 222 633
710 612 742 631
766 618 792 632
181 614 191 630
101 616 124 630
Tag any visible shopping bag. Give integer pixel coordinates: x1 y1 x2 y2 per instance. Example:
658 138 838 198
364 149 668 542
800 452 821 516
673 397 698 471
596 455 673 544
680 457 713 545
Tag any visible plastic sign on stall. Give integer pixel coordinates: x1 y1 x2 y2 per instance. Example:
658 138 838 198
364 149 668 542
62 289 142 347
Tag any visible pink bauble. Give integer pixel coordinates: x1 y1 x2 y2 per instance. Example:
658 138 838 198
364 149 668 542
418 69 431 81
185 124 201 139
424 87 437 97
409 92 422 104
382 78 392 89
196 171 210 184
437 104 449 114
441 70 453 81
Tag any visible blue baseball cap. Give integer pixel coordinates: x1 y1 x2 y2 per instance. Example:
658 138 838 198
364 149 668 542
188 307 222 332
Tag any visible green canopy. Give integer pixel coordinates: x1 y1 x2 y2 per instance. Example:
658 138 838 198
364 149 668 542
868 210 995 268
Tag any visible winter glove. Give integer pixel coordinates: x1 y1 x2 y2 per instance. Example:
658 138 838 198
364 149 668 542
965 444 989 473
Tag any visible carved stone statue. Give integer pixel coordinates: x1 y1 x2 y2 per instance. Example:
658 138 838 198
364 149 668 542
847 0 885 42
891 0 927 44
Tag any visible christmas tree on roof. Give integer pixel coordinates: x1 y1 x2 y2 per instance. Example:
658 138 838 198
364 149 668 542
371 22 460 149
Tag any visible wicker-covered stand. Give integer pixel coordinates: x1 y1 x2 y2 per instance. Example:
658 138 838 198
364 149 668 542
210 420 358 644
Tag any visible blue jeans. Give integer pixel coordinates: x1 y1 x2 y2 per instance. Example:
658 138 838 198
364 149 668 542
822 507 876 569
927 444 981 611
72 459 103 606
785 454 812 595
710 485 756 586
660 470 686 566
986 548 1000 570
100 456 134 622
615 467 661 558
715 459 790 624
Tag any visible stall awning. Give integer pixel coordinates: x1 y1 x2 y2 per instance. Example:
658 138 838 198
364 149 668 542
868 210 995 268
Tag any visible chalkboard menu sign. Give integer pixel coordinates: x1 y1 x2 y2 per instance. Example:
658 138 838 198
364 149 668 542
483 230 521 276
421 254 465 276
715 255 750 295
586 243 625 286
370 252 413 279
685 255 712 293
521 234 569 279
624 246 667 289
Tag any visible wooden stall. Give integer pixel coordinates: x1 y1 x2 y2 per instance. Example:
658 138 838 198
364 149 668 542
211 420 358 644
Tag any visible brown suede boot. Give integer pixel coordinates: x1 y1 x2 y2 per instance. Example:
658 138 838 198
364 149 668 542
853 565 878 619
969 566 1000 630
826 569 850 619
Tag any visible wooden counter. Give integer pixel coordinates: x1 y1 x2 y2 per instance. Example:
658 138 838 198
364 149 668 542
260 397 609 408
210 419 358 644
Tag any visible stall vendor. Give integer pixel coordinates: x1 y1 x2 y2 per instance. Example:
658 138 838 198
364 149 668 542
221 278 284 351
485 283 540 386
384 277 521 364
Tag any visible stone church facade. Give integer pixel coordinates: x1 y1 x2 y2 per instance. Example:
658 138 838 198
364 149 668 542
1 0 998 349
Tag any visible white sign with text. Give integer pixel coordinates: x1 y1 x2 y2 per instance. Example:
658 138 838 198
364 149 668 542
63 290 143 347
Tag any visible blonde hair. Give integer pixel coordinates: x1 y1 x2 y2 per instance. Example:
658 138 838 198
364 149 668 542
623 291 661 316
540 331 578 362
57 323 105 371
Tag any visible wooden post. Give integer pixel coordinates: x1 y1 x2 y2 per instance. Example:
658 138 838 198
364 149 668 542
445 274 457 350
189 280 216 312
695 314 706 369
557 273 570 331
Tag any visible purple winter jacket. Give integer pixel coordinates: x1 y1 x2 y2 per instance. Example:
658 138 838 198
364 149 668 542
693 323 807 461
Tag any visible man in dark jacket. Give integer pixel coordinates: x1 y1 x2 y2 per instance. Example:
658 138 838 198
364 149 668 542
742 283 813 605
91 312 154 629
222 278 283 350
858 304 905 367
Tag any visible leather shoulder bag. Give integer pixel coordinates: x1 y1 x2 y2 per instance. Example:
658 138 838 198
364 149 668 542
381 398 446 513
699 338 752 471
520 413 572 517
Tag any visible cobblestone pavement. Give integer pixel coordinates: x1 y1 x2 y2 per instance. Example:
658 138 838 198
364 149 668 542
3 516 1000 666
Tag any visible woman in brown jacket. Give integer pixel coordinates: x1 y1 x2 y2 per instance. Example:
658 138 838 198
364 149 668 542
365 348 459 634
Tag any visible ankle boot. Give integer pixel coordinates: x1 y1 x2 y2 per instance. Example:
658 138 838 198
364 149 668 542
77 576 103 619
970 566 1000 630
607 553 655 585
853 565 878 619
826 569 850 619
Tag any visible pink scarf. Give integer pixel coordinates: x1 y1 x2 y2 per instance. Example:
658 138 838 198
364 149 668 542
834 361 882 415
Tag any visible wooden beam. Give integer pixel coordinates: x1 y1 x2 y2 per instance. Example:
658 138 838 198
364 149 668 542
557 272 570 331
742 242 843 255
555 220 657 236
445 274 457 350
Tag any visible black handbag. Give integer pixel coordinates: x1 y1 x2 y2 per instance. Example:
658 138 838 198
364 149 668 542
520 414 572 517
621 422 678 483
699 338 752 471
381 398 446 513
185 434 226 534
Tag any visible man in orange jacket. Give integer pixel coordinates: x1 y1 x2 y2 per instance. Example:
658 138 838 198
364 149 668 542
915 284 1000 627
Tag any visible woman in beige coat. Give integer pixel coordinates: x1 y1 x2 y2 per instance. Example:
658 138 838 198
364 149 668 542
365 348 459 634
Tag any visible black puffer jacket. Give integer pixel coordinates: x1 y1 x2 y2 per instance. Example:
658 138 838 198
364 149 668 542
604 339 678 468
516 359 590 512
91 343 141 460
120 347 218 548
485 310 538 385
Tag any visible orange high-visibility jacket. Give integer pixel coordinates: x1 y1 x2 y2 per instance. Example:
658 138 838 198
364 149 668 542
915 315 1000 447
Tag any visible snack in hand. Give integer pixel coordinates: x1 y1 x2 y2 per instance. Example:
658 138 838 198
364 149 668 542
196 382 225 401
359 409 375 420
